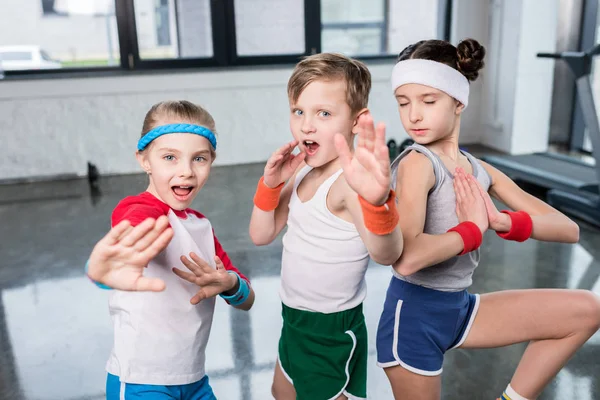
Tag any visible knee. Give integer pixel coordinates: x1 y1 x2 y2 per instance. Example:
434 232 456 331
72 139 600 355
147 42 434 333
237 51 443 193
578 291 600 334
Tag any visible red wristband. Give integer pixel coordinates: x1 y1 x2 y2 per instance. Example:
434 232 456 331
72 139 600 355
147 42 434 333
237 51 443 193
448 221 483 255
496 210 532 242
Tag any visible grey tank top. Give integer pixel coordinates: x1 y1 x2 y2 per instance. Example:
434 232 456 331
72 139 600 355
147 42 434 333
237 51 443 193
391 143 492 291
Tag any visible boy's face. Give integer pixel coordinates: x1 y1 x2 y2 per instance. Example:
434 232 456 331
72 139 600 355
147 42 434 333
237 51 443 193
137 131 214 210
289 79 356 168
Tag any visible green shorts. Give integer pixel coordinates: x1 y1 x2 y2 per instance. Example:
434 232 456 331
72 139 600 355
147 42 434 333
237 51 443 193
278 303 368 400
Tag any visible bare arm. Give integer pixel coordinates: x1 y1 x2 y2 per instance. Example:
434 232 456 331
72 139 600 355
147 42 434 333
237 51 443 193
248 141 306 246
392 152 465 276
248 174 297 246
481 160 579 243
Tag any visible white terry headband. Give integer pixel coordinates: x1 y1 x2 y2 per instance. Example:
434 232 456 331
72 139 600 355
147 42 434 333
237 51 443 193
391 59 470 109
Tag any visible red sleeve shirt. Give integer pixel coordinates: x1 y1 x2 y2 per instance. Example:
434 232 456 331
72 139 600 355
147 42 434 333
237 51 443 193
111 192 249 284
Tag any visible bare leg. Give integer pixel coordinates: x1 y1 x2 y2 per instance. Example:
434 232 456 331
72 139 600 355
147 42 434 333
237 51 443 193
461 289 600 398
271 360 296 400
383 365 441 400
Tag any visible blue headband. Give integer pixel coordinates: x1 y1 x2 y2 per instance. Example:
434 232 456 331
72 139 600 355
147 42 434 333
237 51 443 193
137 123 217 151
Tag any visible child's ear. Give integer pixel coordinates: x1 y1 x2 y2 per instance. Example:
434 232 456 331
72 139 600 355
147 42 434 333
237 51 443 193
455 101 465 115
136 151 151 174
352 108 370 132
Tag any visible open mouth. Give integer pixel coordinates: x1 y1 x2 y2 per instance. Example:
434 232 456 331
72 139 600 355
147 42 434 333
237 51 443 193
171 185 194 201
303 140 320 156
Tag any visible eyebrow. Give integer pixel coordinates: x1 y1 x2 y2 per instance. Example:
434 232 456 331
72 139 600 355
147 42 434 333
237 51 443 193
396 92 440 100
291 103 336 109
157 148 211 154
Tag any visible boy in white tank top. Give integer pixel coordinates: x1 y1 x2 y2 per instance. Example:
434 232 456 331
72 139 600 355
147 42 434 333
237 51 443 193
249 53 404 400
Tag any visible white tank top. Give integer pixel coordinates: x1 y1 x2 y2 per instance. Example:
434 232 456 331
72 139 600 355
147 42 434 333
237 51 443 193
280 166 370 314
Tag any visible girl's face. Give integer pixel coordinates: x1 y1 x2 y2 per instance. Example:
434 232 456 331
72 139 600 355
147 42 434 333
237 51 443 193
394 83 464 145
137 131 214 210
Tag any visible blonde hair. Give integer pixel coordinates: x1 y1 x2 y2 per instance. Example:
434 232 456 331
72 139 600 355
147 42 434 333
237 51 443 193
287 53 371 114
140 100 217 157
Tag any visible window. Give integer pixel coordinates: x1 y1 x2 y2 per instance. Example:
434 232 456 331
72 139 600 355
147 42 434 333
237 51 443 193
233 0 306 57
133 0 214 60
0 0 120 71
0 52 34 61
321 0 441 57
2 0 452 76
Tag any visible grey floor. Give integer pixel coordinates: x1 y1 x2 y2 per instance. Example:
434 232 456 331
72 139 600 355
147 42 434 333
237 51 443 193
1 162 599 400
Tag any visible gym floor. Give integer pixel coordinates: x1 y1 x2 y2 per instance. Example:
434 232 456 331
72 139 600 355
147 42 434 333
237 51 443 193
1 160 599 400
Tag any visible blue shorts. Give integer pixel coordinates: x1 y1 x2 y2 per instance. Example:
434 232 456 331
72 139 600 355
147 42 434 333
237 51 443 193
106 373 217 400
376 277 480 376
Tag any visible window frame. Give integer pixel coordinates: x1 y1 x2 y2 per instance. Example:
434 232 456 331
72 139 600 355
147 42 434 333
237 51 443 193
1 0 453 79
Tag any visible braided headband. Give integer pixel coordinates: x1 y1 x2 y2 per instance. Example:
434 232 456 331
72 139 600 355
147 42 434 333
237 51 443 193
138 123 217 151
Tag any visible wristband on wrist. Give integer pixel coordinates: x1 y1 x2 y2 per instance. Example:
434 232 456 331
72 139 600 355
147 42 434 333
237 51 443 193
253 176 284 211
219 271 250 306
447 221 483 255
85 259 113 290
496 210 533 242
358 190 399 235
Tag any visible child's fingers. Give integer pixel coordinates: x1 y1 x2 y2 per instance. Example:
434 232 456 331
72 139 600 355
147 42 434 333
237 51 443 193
180 254 202 275
105 220 131 245
119 218 156 247
214 256 225 270
190 290 207 305
133 277 166 292
289 151 306 170
454 175 466 201
138 227 173 262
172 266 200 283
361 114 376 152
266 154 284 169
189 252 214 273
466 174 482 198
132 217 171 252
334 133 353 172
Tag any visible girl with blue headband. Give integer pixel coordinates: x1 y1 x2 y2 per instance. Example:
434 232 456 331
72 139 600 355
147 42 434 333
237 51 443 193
376 38 600 400
86 100 255 399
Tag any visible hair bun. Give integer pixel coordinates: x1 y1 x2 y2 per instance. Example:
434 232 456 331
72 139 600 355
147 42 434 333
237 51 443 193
456 38 486 81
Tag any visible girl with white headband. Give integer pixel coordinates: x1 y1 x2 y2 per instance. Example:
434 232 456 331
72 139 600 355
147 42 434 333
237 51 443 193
376 38 600 400
85 100 255 399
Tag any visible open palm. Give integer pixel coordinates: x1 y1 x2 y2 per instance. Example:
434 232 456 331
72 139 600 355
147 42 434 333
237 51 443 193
334 114 391 206
87 216 173 292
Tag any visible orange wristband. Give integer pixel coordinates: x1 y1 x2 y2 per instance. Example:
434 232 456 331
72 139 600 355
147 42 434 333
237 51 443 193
253 176 284 211
358 190 399 235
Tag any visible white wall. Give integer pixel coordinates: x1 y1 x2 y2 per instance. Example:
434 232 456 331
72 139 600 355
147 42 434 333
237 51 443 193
479 0 558 154
450 0 490 144
0 63 404 181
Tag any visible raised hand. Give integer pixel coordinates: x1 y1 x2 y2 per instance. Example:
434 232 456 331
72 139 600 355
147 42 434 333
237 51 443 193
454 168 489 233
263 140 306 188
468 174 511 232
87 216 173 292
172 253 237 305
334 114 391 206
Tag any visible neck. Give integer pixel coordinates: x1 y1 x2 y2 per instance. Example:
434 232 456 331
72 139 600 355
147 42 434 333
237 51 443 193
427 121 461 161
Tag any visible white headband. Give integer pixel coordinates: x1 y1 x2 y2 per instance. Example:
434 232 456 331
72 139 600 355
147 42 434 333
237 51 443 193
391 59 470 109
